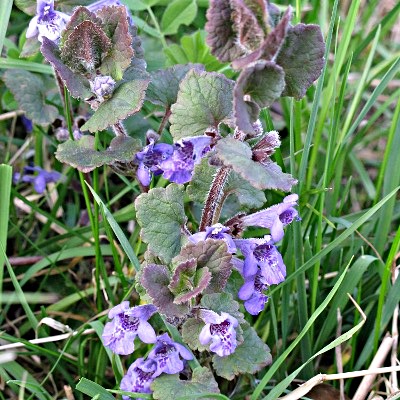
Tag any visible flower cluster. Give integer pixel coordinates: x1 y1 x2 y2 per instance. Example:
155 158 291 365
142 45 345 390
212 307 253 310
135 136 212 186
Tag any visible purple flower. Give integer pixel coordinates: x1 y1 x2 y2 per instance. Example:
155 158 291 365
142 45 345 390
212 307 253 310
120 357 157 400
238 272 268 315
160 136 212 184
148 333 193 377
102 302 157 355
89 75 116 101
199 310 238 357
21 116 33 133
189 223 236 253
135 140 174 186
26 0 69 43
13 166 62 194
240 194 299 242
234 237 286 284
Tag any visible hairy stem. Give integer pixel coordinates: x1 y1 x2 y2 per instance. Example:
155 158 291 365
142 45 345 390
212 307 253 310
158 108 171 135
112 121 128 136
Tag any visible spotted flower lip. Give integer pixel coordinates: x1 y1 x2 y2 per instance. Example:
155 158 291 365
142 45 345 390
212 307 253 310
148 333 193 377
120 357 157 400
199 310 239 357
13 165 62 194
238 272 269 315
102 302 157 355
26 0 69 43
189 223 236 253
240 194 299 242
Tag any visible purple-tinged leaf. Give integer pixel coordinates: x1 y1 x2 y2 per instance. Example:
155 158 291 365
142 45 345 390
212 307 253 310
141 264 189 317
135 184 187 264
205 0 244 63
170 70 234 140
61 20 112 75
41 38 92 99
55 135 141 172
214 137 297 191
276 24 325 99
151 367 220 399
146 64 204 109
96 5 133 79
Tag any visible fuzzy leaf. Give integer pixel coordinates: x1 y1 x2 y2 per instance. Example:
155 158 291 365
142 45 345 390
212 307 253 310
55 135 141 172
201 293 245 323
20 36 41 58
152 367 220 399
146 64 204 109
135 184 187 263
141 264 189 317
234 61 285 136
2 70 58 126
81 72 150 132
97 5 133 79
182 318 208 351
61 20 112 75
205 0 244 62
170 70 234 140
276 24 325 99
161 0 198 35
41 38 92 99
129 24 147 73
212 324 272 380
215 137 297 191
186 157 216 204
174 240 232 293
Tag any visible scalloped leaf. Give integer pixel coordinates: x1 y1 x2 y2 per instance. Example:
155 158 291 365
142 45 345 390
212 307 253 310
212 324 272 380
182 318 209 351
97 5 133 79
2 70 58 126
276 24 325 99
173 240 232 293
61 20 112 75
81 71 150 132
234 61 285 136
146 64 204 109
135 184 187 264
205 0 244 62
214 137 297 191
41 38 92 99
152 367 220 399
55 135 141 172
201 293 245 323
170 70 234 140
141 264 189 317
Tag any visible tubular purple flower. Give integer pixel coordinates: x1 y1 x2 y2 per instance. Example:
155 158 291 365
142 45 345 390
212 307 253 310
89 75 116 101
26 0 69 43
102 302 157 355
238 272 269 315
13 166 62 194
240 194 299 242
148 333 193 377
189 223 236 253
120 357 157 400
199 310 238 357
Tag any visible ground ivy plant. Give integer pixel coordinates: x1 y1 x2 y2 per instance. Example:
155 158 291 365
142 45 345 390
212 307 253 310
12 0 325 398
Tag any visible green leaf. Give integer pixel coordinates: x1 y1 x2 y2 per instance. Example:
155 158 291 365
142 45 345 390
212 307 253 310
76 377 115 400
182 318 209 351
276 24 325 99
20 36 41 58
55 135 141 172
161 0 198 35
2 69 58 126
152 367 220 399
141 263 189 317
170 70 234 140
173 240 232 293
135 184 187 263
212 324 272 380
200 293 245 323
214 137 297 191
146 64 204 109
81 71 150 132
97 5 134 79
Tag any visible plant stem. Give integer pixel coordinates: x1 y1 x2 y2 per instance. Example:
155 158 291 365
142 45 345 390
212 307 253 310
158 108 171 135
112 121 128 136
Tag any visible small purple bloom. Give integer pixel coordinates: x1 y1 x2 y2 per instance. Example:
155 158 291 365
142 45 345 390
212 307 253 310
148 333 193 377
102 302 157 355
238 272 268 315
21 116 33 133
89 75 116 101
160 136 212 184
199 310 238 357
26 0 69 43
189 223 236 254
13 165 62 194
120 357 157 400
241 194 299 242
135 140 174 186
